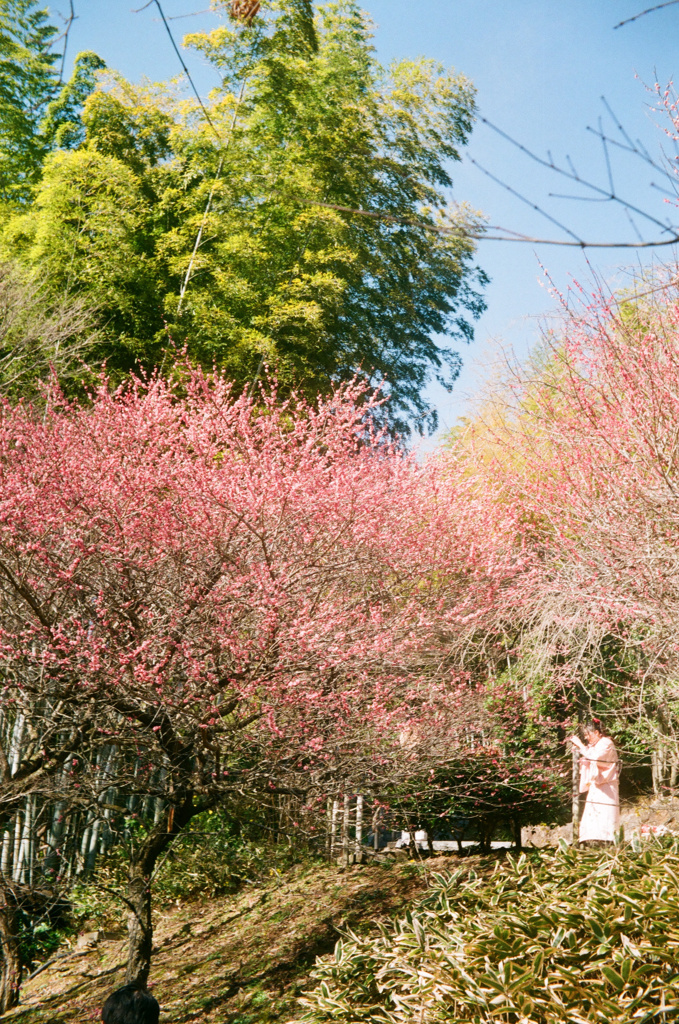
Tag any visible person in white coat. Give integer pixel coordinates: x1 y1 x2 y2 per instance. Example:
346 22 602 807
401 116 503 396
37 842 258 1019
570 719 620 844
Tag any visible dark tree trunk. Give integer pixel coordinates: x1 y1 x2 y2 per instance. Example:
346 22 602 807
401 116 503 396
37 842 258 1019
0 886 20 1013
408 828 417 860
478 817 495 854
124 860 153 988
124 797 196 987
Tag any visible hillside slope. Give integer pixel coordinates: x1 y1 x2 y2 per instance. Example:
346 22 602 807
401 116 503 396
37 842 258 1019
5 857 452 1024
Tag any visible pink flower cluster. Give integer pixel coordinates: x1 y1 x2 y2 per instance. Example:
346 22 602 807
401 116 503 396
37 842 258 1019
0 371 527 763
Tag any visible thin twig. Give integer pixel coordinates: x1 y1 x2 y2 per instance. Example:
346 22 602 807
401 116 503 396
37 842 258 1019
468 156 583 242
54 1 77 83
614 1 679 29
167 8 213 17
478 114 677 237
133 0 223 143
287 198 679 248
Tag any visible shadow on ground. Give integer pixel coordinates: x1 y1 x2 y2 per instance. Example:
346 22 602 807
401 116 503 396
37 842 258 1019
4 857 457 1023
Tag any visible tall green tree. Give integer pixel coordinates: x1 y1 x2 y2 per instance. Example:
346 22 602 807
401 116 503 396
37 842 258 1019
0 0 104 206
41 49 107 149
4 0 486 430
0 0 58 204
181 0 488 431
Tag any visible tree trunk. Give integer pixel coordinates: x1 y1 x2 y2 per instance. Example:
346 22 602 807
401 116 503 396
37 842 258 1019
124 797 196 986
408 826 417 860
572 745 580 844
0 886 20 1013
125 861 153 988
653 705 676 801
478 817 494 853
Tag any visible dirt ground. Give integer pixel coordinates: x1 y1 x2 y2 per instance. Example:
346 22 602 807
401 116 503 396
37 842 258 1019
3 856 458 1024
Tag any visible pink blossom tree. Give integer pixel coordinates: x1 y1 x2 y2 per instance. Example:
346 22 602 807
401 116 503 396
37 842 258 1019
0 371 526 999
452 275 679 781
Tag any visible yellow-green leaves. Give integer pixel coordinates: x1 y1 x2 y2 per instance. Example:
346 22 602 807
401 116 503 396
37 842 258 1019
1 1 485 429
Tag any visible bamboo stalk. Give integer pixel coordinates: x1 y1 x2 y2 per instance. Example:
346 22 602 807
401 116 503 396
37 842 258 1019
330 798 339 861
355 795 363 858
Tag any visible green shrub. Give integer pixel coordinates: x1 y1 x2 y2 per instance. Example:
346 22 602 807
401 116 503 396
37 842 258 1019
68 806 320 933
152 808 312 902
299 840 679 1024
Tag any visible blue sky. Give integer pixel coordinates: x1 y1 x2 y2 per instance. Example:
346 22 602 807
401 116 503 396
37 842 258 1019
48 1 679 436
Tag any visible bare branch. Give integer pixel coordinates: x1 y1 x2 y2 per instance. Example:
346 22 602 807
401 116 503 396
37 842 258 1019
478 115 677 237
467 157 583 242
134 0 223 143
297 198 679 248
166 8 212 18
0 264 101 399
614 1 679 30
53 1 77 84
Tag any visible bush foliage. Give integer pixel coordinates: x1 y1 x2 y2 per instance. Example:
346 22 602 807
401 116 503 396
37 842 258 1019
300 841 679 1024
